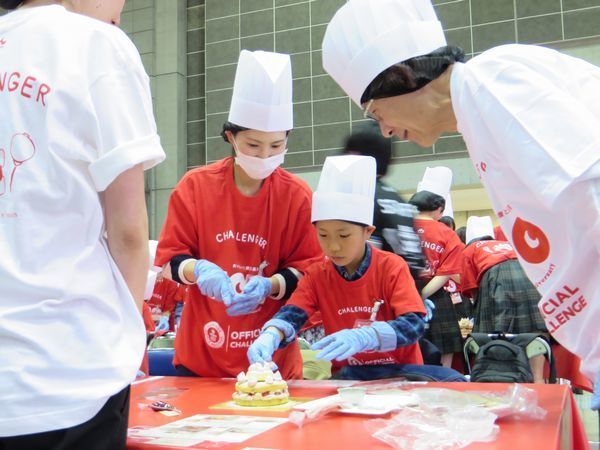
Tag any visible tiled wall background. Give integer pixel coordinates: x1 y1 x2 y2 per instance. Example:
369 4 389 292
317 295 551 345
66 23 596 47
187 0 206 167
195 0 600 172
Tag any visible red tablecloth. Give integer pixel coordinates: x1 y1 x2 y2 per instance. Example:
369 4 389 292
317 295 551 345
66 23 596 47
127 377 589 450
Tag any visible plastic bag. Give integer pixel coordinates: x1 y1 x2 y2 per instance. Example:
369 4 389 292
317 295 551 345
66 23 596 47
365 406 498 450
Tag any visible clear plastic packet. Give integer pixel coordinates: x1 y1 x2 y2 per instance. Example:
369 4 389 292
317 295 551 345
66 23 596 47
353 377 429 394
365 405 499 450
288 397 344 428
410 384 547 420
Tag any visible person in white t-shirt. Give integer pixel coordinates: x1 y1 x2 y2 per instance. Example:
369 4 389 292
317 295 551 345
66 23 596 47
322 0 600 406
0 0 165 448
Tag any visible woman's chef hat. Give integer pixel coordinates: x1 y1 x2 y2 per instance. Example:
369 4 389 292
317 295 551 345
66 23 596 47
312 155 376 226
466 216 494 244
322 0 446 105
417 166 454 218
228 50 293 131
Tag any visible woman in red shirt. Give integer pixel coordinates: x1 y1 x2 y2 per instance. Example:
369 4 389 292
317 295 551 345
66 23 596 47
155 51 321 379
409 190 465 367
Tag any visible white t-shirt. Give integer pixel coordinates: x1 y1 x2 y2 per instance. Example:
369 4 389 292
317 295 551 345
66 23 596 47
0 6 165 436
451 44 600 381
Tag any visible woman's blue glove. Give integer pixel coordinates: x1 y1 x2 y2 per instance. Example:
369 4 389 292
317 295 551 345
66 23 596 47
424 299 435 322
311 327 379 361
155 315 170 331
226 276 272 316
194 259 235 306
247 328 281 364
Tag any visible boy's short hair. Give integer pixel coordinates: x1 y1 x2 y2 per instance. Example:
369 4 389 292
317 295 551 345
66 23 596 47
341 122 391 177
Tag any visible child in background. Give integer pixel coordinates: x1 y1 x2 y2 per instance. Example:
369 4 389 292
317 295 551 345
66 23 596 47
248 155 465 381
409 190 465 368
147 269 179 332
460 216 547 382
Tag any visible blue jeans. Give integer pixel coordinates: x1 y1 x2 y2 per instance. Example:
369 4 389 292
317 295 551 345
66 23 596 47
333 364 467 382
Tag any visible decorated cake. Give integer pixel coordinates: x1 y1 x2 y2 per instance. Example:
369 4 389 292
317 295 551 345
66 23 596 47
232 362 289 406
459 317 474 338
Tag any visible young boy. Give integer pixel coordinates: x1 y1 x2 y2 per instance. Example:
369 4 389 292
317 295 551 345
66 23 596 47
248 155 465 381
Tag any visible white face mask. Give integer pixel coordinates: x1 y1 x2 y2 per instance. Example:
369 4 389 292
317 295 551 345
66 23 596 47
232 137 287 180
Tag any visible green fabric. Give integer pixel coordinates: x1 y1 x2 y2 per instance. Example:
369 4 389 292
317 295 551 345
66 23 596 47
301 349 332 380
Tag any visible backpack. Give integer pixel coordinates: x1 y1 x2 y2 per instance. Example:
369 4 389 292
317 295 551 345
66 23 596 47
465 333 556 383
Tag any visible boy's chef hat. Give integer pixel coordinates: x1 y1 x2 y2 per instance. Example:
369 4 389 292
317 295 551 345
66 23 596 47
322 0 446 105
312 155 376 226
228 50 293 131
466 216 495 244
417 166 454 218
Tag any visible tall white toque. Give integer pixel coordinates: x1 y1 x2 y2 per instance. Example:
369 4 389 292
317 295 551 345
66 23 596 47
322 0 446 106
228 50 293 131
312 155 377 226
466 216 495 244
417 166 454 218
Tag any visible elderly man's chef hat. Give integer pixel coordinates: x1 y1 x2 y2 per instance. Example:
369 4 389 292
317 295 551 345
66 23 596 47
417 166 454 218
312 155 376 226
466 216 495 245
228 50 293 131
322 0 446 105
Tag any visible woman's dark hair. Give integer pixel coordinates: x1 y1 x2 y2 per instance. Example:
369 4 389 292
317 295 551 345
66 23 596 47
455 226 466 244
438 215 456 231
220 121 291 143
0 0 23 9
341 121 391 177
220 121 250 143
409 190 445 213
360 45 465 104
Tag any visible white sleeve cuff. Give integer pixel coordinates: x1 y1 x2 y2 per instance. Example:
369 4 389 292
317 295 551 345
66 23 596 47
89 133 165 192
178 258 197 285
270 273 286 300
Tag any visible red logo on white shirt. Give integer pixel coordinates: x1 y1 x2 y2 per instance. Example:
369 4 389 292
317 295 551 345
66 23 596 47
511 217 550 264
0 132 36 197
204 321 225 349
0 38 6 48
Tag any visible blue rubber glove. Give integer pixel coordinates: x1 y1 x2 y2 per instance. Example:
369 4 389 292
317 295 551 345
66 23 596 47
311 327 379 361
194 259 235 306
424 299 435 322
226 276 272 317
155 315 170 331
247 328 282 365
592 374 600 410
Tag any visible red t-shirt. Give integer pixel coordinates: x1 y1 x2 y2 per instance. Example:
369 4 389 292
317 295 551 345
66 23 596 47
414 218 465 280
460 240 517 297
156 158 322 379
287 247 425 371
147 278 179 330
494 225 508 241
142 302 155 332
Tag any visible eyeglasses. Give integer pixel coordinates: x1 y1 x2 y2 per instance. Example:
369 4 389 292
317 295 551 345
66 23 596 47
362 99 379 122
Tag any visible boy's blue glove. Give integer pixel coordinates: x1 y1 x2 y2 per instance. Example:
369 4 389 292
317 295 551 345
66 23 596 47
193 259 235 306
592 374 600 410
226 276 272 316
247 328 281 365
424 299 435 322
311 327 379 361
155 315 170 331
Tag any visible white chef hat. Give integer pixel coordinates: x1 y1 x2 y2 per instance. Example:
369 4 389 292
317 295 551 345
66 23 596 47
322 0 446 106
417 166 454 218
228 50 293 132
466 216 494 245
312 155 376 226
